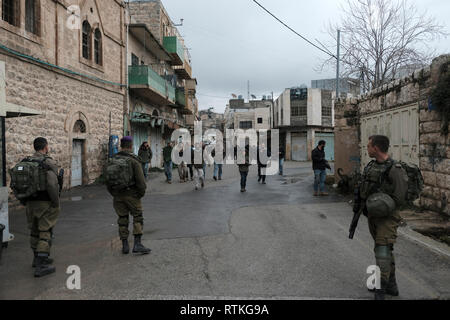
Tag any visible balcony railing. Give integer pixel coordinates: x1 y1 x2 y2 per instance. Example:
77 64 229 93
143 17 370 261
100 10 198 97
163 36 184 66
176 88 186 107
173 60 192 80
128 65 175 104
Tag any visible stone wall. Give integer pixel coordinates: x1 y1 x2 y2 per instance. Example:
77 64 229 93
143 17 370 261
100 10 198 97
2 53 124 188
0 0 126 190
334 55 450 215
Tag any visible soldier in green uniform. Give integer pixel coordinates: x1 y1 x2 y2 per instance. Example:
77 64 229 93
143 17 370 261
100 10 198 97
106 136 151 255
355 135 408 299
26 137 61 277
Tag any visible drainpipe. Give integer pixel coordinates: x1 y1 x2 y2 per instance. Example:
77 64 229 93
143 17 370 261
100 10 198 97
124 4 130 136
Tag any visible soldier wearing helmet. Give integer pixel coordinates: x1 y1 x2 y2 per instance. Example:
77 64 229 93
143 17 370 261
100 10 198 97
355 135 408 300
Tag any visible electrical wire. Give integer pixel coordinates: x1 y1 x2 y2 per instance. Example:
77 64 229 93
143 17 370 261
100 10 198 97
252 0 337 59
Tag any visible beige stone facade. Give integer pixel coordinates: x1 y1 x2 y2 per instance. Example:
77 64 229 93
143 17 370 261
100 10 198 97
1 0 126 189
334 55 450 215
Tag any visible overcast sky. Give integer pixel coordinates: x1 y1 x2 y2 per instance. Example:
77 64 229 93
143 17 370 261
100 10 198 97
161 0 450 113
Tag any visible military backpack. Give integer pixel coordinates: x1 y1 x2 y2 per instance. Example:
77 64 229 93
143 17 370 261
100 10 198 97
388 161 424 202
9 157 49 200
104 155 135 191
360 159 424 203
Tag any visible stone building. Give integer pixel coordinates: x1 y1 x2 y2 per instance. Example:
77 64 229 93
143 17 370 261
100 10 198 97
126 0 197 167
334 55 450 215
273 87 335 161
0 0 126 189
224 98 272 131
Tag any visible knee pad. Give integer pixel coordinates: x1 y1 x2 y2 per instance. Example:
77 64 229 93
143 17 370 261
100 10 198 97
374 245 391 260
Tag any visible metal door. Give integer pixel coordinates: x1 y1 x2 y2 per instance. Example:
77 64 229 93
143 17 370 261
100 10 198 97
360 104 419 168
291 133 307 161
132 124 149 156
71 140 83 187
316 132 335 161
150 128 162 168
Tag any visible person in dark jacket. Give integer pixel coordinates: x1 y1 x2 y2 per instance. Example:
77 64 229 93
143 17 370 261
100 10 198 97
311 140 331 196
138 141 152 179
236 144 251 192
257 143 271 184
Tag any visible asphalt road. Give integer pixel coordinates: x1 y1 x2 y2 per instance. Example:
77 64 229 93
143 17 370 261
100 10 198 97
0 162 449 300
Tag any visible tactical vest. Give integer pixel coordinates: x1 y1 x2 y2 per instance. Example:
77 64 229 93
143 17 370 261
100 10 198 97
359 159 395 200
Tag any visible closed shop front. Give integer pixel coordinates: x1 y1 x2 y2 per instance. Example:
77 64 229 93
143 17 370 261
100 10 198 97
291 133 307 161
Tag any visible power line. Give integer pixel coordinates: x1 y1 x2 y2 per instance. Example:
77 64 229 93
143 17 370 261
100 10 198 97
252 0 337 59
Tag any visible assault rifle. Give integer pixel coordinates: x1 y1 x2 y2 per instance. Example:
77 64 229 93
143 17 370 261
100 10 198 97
349 186 364 239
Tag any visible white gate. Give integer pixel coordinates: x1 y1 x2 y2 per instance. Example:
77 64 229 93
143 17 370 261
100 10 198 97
360 104 419 168
71 140 83 187
291 133 307 161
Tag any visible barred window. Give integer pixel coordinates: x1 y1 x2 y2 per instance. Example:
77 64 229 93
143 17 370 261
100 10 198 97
25 0 40 35
2 0 20 27
82 21 92 60
94 28 102 65
291 99 307 117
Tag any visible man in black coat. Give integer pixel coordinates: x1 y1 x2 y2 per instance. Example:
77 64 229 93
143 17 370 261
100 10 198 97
311 140 331 196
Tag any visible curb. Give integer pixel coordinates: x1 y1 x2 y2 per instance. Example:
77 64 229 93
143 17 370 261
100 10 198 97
398 225 450 258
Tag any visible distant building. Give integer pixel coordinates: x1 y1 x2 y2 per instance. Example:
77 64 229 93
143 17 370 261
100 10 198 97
311 78 360 98
224 98 273 131
273 87 335 161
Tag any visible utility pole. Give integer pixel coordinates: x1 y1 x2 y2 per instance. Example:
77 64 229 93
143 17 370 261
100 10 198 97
247 80 250 102
336 29 341 99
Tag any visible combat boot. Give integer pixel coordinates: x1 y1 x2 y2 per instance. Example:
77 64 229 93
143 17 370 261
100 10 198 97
374 289 386 300
132 235 151 254
32 251 53 268
34 253 56 278
122 239 129 254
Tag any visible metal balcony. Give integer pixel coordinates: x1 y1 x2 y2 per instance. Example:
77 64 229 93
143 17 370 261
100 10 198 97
163 36 184 66
128 65 175 105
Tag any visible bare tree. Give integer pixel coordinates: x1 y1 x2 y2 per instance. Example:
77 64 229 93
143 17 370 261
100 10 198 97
321 0 448 92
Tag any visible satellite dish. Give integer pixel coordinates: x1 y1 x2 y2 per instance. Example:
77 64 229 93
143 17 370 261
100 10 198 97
251 94 257 99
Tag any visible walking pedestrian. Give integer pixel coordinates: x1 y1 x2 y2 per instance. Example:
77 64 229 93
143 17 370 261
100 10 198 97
236 145 251 192
138 141 152 180
257 143 271 184
162 141 173 184
311 140 331 196
192 142 205 190
279 148 285 176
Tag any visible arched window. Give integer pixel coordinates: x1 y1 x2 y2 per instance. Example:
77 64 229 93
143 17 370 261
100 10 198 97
94 28 102 65
73 120 86 133
82 21 91 60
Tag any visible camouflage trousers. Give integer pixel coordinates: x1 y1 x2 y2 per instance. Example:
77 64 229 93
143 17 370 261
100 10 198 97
26 201 60 254
368 210 401 288
113 196 144 240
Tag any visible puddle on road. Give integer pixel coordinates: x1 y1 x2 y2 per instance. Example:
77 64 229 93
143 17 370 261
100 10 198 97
281 173 310 185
